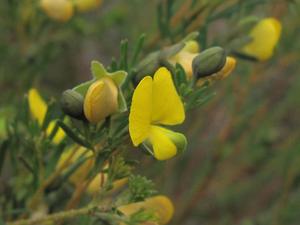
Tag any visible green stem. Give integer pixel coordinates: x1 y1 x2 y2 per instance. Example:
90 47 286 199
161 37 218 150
7 205 100 225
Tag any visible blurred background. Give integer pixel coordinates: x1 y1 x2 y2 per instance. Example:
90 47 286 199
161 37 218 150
1 0 300 225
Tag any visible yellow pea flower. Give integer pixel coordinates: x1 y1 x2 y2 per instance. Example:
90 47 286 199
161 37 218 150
87 175 127 195
169 40 200 78
40 0 74 22
74 0 103 12
56 146 94 186
118 195 174 225
83 77 119 123
242 17 281 61
28 89 65 144
57 148 127 194
129 67 186 161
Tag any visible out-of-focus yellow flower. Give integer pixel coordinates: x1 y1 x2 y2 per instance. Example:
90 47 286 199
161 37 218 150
197 56 236 86
242 17 281 61
84 78 119 123
56 146 94 186
87 175 127 195
169 40 200 78
40 0 74 22
129 67 186 160
118 195 174 225
28 89 65 144
74 0 103 12
57 148 127 194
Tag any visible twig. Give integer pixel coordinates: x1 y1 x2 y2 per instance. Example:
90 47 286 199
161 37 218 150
7 205 100 225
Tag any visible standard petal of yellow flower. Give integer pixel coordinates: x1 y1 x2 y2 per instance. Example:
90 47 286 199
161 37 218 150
118 195 174 225
84 78 119 123
74 0 103 12
40 0 74 22
149 126 177 161
56 146 94 186
129 76 153 146
46 121 65 144
242 18 281 61
28 88 47 126
152 67 185 125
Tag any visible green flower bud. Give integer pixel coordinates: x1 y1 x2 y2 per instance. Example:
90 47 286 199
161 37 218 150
192 46 226 79
61 89 85 119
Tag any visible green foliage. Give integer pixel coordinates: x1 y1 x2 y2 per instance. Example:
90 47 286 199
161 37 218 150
127 175 157 203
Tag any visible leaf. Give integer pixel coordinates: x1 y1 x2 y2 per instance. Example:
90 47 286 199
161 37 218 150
57 120 93 150
160 42 185 59
182 31 199 42
60 154 91 183
0 139 9 173
41 101 55 131
131 33 146 67
119 39 129 70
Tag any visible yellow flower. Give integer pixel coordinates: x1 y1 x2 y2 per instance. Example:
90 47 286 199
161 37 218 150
57 148 127 194
28 89 65 144
118 195 174 225
40 0 74 22
56 146 94 186
79 61 127 123
74 0 103 12
83 77 119 123
129 67 186 160
169 40 200 78
87 175 127 195
242 17 281 61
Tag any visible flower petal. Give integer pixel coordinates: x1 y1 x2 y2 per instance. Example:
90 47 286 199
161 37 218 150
242 18 281 61
84 78 119 123
152 67 185 125
129 76 153 146
149 126 177 160
28 88 47 125
118 195 174 225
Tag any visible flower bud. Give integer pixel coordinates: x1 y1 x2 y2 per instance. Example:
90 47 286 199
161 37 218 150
61 89 85 119
196 56 237 86
73 0 103 12
213 56 236 80
118 196 174 225
40 0 74 22
84 78 118 123
192 46 226 79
